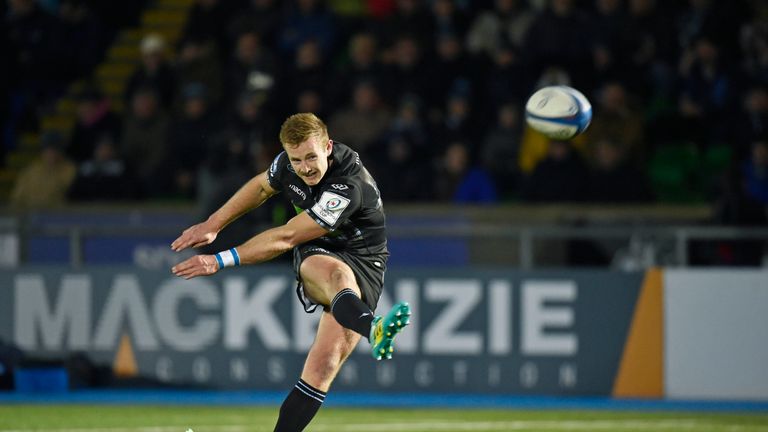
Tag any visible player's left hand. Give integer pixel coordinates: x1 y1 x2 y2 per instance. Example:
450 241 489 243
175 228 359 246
171 254 219 279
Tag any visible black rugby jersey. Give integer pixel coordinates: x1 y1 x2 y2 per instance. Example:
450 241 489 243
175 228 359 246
267 142 387 255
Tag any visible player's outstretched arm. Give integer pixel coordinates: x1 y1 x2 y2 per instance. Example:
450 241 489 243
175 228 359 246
171 171 276 252
171 211 328 279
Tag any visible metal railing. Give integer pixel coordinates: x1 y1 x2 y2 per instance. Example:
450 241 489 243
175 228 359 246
3 217 768 269
386 224 768 268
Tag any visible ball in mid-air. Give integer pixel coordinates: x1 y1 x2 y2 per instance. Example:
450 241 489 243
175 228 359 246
525 85 592 140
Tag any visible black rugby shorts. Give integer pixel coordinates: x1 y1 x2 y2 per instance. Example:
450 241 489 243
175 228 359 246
292 243 388 313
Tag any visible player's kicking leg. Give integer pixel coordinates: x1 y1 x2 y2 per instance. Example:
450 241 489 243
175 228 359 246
300 254 411 360
273 254 411 431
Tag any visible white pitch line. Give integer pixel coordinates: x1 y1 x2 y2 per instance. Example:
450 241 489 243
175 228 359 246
310 419 768 432
2 419 768 432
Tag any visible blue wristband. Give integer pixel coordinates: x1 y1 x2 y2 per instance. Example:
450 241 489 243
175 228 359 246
214 248 240 268
214 253 225 269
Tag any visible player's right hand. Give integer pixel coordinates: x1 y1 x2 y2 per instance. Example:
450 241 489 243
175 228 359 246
172 254 219 279
171 220 219 252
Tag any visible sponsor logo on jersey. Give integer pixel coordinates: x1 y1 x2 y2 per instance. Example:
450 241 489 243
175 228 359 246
289 184 306 200
305 246 330 254
330 184 348 191
311 191 350 226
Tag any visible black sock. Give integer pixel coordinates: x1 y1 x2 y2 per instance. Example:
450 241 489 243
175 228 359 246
274 379 327 432
330 288 374 338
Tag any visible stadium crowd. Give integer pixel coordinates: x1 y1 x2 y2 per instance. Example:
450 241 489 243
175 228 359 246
3 0 768 214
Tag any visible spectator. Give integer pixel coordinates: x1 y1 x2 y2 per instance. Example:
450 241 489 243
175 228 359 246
10 131 76 208
589 0 628 82
621 0 677 98
227 0 281 49
6 0 63 88
380 33 430 107
1 17 10 155
434 141 498 203
198 89 275 208
366 0 397 19
371 134 433 202
677 0 747 64
7 0 768 209
481 102 523 199
66 86 121 163
199 89 277 203
376 94 430 161
6 0 65 136
466 0 534 62
677 35 735 148
124 33 177 110
167 82 223 198
278 0 337 57
481 39 529 112
586 81 646 163
120 86 170 197
521 139 589 202
522 0 594 92
328 80 391 158
740 3 768 86
375 0 434 48
426 31 479 112
429 0 470 39
182 0 236 56
228 90 276 160
731 86 768 159
331 32 383 106
281 39 328 114
294 88 327 119
587 139 653 202
225 31 278 109
742 139 768 204
58 0 106 79
175 36 224 111
431 81 479 157
84 0 148 31
68 134 137 201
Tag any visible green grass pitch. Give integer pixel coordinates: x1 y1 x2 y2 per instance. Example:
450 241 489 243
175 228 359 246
0 405 767 432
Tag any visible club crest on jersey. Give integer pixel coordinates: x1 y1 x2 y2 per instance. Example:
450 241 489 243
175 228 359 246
326 197 343 210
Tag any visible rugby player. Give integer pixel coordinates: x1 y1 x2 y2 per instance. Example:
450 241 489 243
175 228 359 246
171 113 410 431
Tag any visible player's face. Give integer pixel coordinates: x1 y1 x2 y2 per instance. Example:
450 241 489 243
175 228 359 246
286 136 332 186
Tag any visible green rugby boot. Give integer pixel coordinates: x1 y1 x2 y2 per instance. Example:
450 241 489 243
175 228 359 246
369 302 411 360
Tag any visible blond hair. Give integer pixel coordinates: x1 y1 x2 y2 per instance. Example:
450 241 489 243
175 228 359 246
279 113 328 148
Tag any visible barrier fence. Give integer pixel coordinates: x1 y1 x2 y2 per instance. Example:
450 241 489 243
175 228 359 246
2 214 768 268
2 267 767 400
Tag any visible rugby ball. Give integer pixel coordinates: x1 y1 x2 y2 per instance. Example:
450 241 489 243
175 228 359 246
525 86 592 140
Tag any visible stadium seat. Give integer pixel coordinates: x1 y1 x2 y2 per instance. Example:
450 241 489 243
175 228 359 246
648 144 704 203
